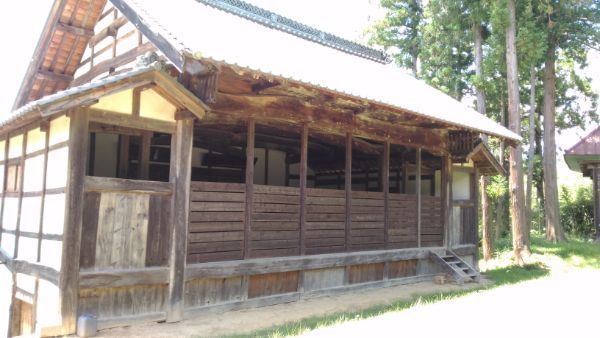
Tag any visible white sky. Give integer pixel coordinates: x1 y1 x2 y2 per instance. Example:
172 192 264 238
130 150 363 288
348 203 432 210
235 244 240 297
0 0 597 177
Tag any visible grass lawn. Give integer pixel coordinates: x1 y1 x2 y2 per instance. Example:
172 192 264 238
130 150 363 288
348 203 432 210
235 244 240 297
230 234 599 338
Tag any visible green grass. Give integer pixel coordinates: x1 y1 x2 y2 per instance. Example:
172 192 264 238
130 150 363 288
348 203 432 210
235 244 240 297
222 234 596 338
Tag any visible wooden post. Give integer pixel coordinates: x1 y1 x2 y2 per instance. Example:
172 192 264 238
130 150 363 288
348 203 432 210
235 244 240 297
117 135 130 178
166 116 194 322
473 168 480 269
299 124 308 255
139 131 152 180
593 165 600 242
416 148 422 248
441 155 452 248
344 132 352 285
8 131 27 338
383 141 390 249
345 132 352 252
60 110 89 334
298 124 308 293
244 119 255 259
242 118 255 300
402 152 408 194
264 148 269 185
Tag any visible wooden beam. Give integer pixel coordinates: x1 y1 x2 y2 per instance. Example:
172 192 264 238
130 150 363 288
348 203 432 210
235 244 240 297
88 109 176 134
84 176 172 195
59 109 89 335
416 148 422 248
87 16 128 47
36 69 74 83
71 42 156 87
110 0 188 72
345 132 352 252
166 118 194 322
244 119 255 259
383 141 390 249
209 93 447 154
56 22 94 38
299 123 308 255
185 246 444 280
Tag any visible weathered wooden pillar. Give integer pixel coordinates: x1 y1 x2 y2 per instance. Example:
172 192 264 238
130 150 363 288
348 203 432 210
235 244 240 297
166 116 194 322
60 110 89 334
241 118 255 301
345 132 352 252
441 155 453 248
416 148 422 248
593 165 600 242
402 152 408 193
473 168 480 269
382 141 390 249
244 119 255 259
299 124 308 255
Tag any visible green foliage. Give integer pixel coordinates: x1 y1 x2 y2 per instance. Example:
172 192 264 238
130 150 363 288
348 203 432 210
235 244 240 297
419 0 474 100
559 185 595 239
368 0 424 73
486 174 508 199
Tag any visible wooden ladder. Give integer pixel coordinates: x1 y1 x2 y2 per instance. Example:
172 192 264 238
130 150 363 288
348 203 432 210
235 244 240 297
429 250 480 285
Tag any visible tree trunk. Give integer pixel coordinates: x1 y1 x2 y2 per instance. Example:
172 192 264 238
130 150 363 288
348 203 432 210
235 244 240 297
411 52 418 77
525 66 537 244
542 44 566 242
496 98 507 240
506 0 529 264
473 22 492 261
534 111 545 232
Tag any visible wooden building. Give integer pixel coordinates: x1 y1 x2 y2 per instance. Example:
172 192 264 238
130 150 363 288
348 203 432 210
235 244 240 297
565 126 600 241
0 0 518 336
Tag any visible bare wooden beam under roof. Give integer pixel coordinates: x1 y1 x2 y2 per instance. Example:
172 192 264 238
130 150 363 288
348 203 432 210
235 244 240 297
36 69 75 83
56 22 94 38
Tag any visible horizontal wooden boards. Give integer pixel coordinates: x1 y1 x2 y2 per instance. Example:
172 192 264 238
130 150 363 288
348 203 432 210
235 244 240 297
188 182 244 263
250 185 300 259
305 188 346 255
421 196 443 247
248 271 299 299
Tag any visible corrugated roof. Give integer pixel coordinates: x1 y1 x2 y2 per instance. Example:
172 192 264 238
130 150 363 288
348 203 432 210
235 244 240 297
119 0 520 142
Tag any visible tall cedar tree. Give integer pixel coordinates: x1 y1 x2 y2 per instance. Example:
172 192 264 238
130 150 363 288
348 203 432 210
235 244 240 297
506 0 529 264
541 0 599 242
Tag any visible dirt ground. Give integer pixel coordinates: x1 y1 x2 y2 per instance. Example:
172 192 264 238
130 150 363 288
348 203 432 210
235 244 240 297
96 278 487 338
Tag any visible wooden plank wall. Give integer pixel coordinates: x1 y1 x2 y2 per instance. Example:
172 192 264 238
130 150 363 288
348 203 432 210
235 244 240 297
78 177 172 321
388 193 418 248
250 185 300 258
0 115 70 335
421 195 444 247
350 191 385 251
187 182 245 263
459 205 477 245
305 188 346 255
187 182 441 258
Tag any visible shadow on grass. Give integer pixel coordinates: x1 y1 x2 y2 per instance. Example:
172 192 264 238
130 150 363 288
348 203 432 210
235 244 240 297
224 264 549 338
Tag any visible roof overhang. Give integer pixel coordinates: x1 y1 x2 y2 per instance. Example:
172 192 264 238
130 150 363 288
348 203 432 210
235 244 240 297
466 142 506 176
0 64 210 133
564 154 600 177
